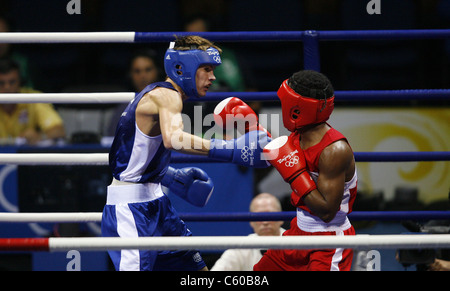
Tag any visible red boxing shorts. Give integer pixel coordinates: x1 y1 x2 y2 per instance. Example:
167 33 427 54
253 218 355 271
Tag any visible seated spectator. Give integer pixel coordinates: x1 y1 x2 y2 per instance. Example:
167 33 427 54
0 58 65 145
184 15 247 92
106 49 162 136
0 16 35 88
127 49 162 93
429 258 450 271
211 193 285 271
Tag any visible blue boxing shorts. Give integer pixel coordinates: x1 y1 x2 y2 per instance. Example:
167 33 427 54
101 180 206 271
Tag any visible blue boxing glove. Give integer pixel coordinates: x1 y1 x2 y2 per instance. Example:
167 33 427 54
208 130 271 168
161 166 214 207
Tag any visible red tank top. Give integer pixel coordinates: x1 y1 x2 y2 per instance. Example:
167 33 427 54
290 126 357 216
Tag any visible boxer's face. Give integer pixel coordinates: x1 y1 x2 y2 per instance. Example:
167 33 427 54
195 65 216 97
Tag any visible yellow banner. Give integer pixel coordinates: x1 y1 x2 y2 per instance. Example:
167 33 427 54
330 107 449 203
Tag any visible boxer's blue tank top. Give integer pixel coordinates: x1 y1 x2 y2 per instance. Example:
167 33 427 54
109 82 176 183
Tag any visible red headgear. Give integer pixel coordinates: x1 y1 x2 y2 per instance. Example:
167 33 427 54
277 79 334 132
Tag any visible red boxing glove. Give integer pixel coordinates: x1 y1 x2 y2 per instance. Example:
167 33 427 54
263 135 316 207
214 97 270 136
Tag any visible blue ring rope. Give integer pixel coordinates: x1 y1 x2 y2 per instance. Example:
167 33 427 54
355 152 450 162
135 28 450 74
170 152 450 163
178 211 450 222
134 29 450 42
195 90 450 102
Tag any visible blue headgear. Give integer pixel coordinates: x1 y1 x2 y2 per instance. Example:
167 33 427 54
164 42 222 98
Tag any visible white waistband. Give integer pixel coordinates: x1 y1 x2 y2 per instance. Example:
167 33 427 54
297 209 351 232
106 178 164 205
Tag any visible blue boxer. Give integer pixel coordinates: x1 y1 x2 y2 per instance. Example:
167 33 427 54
101 181 206 271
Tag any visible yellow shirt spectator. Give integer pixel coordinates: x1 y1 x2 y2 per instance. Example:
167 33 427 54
0 88 64 144
0 58 65 145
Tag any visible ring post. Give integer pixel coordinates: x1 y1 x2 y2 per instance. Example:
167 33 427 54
303 30 320 71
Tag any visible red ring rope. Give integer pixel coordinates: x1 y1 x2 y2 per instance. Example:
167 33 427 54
0 238 49 251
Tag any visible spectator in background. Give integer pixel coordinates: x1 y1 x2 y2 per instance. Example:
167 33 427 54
127 49 163 93
0 16 35 88
106 49 163 136
211 193 285 271
0 58 65 145
429 258 450 271
184 15 246 92
182 15 258 136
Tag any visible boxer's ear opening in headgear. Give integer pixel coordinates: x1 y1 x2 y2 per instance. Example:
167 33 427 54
291 109 300 120
176 64 182 75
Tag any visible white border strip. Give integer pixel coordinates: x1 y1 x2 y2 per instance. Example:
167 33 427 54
0 93 134 104
47 234 450 252
0 153 108 165
0 32 135 43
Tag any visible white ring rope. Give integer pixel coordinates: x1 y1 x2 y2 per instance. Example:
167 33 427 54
0 32 135 43
0 93 134 104
0 153 108 165
0 212 102 223
35 234 450 252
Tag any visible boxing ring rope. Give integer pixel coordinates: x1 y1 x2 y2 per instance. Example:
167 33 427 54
0 151 448 165
0 93 135 104
0 29 449 43
1 89 449 104
0 153 108 165
180 211 450 222
1 234 450 252
0 211 449 224
0 212 103 223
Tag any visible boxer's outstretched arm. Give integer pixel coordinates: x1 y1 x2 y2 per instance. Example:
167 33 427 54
138 87 211 155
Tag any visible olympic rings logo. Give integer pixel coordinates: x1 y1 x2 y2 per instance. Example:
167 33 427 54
285 155 299 167
213 56 221 63
240 146 254 162
277 149 299 167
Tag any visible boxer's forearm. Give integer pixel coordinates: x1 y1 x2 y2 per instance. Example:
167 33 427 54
166 129 210 155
